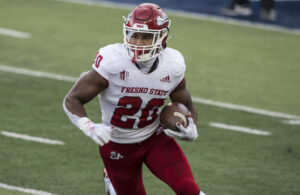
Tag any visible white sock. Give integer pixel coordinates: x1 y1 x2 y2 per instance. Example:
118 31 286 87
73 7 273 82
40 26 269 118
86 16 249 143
200 191 206 195
104 175 117 195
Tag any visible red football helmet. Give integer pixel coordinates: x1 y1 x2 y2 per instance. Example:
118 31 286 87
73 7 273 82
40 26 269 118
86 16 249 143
123 3 171 63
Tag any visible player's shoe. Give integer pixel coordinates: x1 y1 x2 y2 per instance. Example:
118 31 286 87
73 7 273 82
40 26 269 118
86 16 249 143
221 5 252 16
103 168 117 195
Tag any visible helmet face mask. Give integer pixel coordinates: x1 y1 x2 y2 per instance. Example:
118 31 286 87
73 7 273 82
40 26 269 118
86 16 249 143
123 3 170 63
123 25 168 62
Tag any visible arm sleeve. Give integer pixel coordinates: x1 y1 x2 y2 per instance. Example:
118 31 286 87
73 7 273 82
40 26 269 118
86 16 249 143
62 97 81 129
170 50 186 92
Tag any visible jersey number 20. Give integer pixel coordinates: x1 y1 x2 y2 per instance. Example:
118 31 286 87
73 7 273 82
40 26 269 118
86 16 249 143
111 96 164 129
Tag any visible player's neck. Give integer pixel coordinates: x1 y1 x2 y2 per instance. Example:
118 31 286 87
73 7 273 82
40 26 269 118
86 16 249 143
136 57 158 73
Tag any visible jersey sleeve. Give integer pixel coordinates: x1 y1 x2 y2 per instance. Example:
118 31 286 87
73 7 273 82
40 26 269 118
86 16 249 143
169 49 186 89
92 44 123 81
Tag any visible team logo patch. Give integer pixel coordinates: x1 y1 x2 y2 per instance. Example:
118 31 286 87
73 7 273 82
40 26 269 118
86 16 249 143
120 70 129 80
160 75 170 82
156 12 169 26
110 151 124 160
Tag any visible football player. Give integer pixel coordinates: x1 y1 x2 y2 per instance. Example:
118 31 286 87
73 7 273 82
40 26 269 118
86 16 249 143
63 3 205 195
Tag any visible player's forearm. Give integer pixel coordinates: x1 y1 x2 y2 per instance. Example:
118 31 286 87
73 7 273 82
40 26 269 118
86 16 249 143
63 95 87 118
63 94 92 131
190 106 198 125
63 95 112 146
185 101 198 124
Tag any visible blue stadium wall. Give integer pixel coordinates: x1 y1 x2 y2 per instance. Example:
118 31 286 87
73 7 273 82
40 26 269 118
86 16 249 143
97 0 300 30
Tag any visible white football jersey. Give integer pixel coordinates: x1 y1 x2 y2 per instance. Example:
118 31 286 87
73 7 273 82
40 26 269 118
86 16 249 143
92 43 185 143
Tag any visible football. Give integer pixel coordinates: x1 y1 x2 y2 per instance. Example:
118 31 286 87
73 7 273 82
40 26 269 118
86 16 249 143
160 102 191 132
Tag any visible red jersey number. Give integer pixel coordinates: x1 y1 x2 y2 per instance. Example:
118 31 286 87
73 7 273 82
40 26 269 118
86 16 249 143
95 52 103 68
110 97 165 129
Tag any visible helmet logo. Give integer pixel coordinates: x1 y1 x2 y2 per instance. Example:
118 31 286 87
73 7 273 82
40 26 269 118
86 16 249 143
133 23 148 30
156 12 168 26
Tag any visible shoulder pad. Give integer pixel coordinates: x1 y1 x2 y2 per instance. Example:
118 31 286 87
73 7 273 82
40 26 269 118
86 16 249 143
93 44 125 74
163 48 186 76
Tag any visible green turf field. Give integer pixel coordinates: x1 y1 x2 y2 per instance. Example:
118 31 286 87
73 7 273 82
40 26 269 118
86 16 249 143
0 0 299 194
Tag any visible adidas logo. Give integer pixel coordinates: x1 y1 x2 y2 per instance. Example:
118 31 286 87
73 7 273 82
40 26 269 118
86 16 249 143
160 75 170 82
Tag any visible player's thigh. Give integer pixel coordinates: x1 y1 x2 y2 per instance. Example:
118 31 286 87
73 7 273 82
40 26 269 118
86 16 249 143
145 133 198 190
99 142 146 195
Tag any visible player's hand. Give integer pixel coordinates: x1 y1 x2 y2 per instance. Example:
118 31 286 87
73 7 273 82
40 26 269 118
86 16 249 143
77 117 112 146
164 117 198 141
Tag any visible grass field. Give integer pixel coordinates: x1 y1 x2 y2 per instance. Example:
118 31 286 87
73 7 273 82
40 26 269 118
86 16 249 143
0 0 300 194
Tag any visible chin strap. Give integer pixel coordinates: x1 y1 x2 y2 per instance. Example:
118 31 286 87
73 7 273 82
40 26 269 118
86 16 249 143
132 55 136 64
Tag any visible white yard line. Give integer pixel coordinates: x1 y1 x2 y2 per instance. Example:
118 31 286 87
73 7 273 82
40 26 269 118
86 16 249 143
0 182 58 195
56 0 300 36
209 122 271 136
282 119 300 125
192 97 300 120
1 64 299 120
1 131 65 145
0 27 31 39
0 65 76 82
